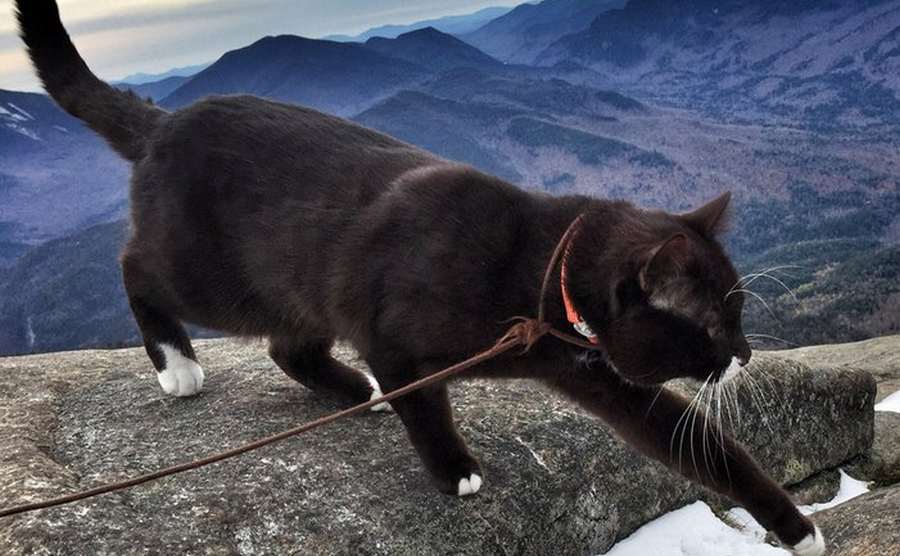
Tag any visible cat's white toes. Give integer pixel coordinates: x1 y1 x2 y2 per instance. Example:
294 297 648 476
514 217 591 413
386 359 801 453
457 473 482 496
791 525 825 556
366 374 393 412
157 344 204 397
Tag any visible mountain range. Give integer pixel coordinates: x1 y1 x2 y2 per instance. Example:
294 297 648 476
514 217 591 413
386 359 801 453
462 0 627 63
323 5 514 42
536 0 900 127
1 0 898 355
117 62 211 85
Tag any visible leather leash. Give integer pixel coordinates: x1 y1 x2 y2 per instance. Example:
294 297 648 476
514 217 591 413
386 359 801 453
0 214 600 519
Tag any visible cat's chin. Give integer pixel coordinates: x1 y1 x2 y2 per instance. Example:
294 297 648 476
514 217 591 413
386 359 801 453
715 356 743 385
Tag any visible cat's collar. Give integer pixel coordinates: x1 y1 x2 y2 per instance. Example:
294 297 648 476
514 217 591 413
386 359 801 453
560 252 599 345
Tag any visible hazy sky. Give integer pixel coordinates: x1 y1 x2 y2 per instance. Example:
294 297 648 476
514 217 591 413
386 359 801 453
0 0 521 92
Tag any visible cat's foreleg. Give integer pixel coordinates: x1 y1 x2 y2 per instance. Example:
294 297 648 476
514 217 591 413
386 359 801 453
555 378 824 556
367 355 483 496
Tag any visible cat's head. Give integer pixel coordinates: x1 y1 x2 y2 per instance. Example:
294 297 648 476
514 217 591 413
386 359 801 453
568 192 751 385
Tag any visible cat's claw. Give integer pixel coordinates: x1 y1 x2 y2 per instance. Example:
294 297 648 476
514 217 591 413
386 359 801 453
157 344 204 397
366 375 393 412
457 473 482 496
790 525 825 556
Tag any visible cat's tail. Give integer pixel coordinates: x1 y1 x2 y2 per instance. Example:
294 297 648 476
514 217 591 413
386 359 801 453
15 0 164 162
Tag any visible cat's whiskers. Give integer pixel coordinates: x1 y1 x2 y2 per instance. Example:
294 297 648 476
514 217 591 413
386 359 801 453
713 379 732 485
645 385 665 419
726 265 803 297
745 333 798 347
742 371 776 434
737 265 802 297
671 394 694 470
726 287 778 320
671 381 705 473
725 375 742 429
700 380 717 482
741 272 798 303
733 366 763 415
687 375 712 481
748 362 784 407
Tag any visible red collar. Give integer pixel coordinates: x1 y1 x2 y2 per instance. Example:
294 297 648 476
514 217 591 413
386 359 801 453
560 252 599 345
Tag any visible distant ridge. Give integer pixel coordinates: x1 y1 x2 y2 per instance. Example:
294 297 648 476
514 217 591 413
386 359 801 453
324 5 513 42
116 62 210 85
365 27 502 73
161 28 504 114
160 35 428 114
461 0 626 64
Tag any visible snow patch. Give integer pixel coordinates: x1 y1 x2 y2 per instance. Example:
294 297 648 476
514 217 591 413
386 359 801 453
796 469 870 514
605 470 869 556
5 123 41 141
8 102 35 120
874 390 900 413
0 105 11 116
605 501 786 556
52 125 70 133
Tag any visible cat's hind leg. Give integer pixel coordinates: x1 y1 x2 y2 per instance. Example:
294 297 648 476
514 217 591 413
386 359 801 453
268 336 390 412
122 254 204 397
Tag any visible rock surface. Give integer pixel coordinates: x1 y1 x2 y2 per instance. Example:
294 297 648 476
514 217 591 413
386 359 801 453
778 335 900 402
846 411 900 486
0 340 876 555
814 483 900 556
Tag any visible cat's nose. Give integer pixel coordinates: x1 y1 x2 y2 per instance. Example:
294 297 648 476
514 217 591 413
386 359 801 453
737 355 750 367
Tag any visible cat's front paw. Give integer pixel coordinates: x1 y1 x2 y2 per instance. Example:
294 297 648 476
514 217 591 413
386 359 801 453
457 473 483 496
157 344 204 397
790 525 825 556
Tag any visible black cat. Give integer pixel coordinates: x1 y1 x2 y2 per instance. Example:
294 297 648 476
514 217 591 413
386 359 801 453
16 2 823 554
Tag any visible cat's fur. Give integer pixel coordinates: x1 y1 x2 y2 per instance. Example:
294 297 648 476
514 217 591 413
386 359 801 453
16 2 824 554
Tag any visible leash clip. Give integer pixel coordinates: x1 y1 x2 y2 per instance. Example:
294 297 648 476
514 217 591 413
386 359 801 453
572 319 598 344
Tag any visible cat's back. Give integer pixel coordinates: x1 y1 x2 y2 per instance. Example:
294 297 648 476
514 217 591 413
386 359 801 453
134 93 439 229
152 94 432 169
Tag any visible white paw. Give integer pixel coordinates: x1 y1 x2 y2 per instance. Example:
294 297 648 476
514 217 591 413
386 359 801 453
365 374 393 412
456 473 482 496
791 525 825 556
720 356 743 384
157 344 204 397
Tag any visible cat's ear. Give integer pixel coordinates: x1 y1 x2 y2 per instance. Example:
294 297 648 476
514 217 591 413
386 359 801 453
639 233 691 292
681 191 731 236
